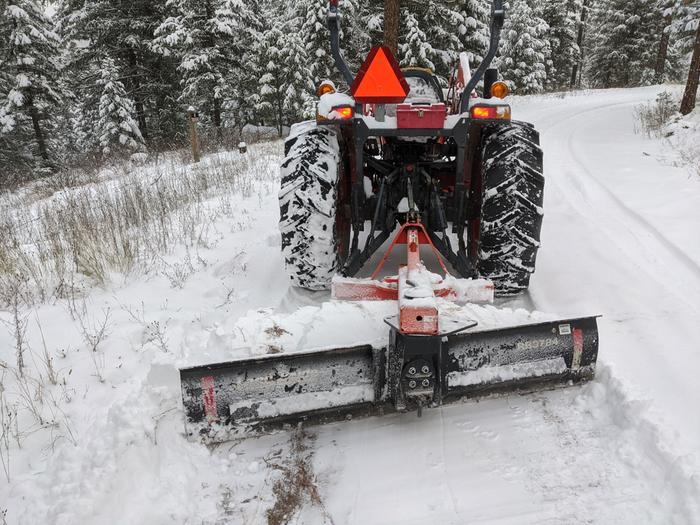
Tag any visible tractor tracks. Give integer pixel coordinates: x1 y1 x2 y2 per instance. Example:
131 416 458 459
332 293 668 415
541 99 700 314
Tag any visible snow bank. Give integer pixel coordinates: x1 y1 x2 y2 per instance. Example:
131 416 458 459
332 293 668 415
664 107 700 172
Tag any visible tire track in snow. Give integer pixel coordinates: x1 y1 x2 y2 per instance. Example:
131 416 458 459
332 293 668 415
553 102 700 313
520 89 700 516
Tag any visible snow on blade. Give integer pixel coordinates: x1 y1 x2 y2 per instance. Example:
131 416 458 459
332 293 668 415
229 384 375 421
447 357 568 387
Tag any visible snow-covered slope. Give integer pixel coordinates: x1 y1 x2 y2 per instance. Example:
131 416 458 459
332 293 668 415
2 86 700 524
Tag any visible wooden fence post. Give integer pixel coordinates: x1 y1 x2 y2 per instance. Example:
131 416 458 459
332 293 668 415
188 106 201 163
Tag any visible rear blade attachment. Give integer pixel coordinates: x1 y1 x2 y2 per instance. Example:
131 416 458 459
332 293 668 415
442 316 600 400
180 345 386 442
180 316 599 442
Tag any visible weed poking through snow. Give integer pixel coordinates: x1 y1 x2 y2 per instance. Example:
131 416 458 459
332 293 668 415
265 428 335 525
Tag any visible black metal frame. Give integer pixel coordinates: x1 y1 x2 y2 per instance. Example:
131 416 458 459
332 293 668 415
342 117 475 277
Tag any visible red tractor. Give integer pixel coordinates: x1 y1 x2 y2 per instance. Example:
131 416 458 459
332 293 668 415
179 0 599 440
280 0 543 297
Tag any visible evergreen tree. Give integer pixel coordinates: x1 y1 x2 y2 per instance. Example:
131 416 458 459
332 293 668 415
95 57 145 156
59 0 170 141
285 28 318 121
253 19 305 129
587 0 666 87
458 0 491 69
297 0 337 89
497 0 549 94
343 0 374 72
1 0 68 170
420 1 464 78
399 7 436 71
256 20 287 134
152 0 256 133
536 0 581 91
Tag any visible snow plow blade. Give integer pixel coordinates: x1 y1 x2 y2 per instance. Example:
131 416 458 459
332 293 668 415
180 346 382 441
180 316 599 442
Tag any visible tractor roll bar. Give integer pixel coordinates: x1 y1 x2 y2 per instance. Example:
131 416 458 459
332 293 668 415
327 1 354 86
460 0 506 113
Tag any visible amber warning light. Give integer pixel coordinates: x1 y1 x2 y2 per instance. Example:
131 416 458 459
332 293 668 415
333 106 353 120
351 46 410 104
470 105 511 120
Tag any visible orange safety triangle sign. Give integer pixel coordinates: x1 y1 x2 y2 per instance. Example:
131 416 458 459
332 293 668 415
351 46 410 104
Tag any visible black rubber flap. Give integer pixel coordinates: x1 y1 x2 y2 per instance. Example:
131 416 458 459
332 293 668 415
444 316 599 396
180 345 381 441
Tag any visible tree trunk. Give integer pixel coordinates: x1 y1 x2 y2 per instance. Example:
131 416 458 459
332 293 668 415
127 50 149 140
654 15 673 83
680 21 700 115
384 0 400 56
212 98 222 135
570 0 590 89
28 96 49 163
204 0 225 137
276 94 284 137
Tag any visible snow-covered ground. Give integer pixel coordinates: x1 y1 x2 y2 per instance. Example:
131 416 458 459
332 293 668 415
2 86 700 524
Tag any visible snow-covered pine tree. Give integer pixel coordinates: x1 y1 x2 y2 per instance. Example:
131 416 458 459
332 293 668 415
457 0 491 70
654 0 677 83
95 57 145 157
153 0 255 134
536 0 582 91
256 22 284 134
281 0 361 119
1 0 68 170
496 0 549 94
587 0 667 87
344 0 376 71
399 7 437 71
59 0 166 140
247 5 313 128
284 25 319 122
417 1 464 79
297 0 337 89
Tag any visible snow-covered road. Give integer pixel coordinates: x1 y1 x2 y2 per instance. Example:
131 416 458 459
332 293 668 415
521 87 700 462
3 87 699 525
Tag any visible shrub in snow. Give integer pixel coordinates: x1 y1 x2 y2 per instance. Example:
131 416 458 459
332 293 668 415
635 91 681 136
130 152 149 165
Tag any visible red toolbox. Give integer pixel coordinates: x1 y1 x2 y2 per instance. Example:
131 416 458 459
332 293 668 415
396 103 447 129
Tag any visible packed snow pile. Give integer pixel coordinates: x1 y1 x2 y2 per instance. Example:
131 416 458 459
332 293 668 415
183 298 553 368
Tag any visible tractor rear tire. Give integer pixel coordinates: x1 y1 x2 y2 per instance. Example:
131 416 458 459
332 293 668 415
475 121 545 296
279 122 347 290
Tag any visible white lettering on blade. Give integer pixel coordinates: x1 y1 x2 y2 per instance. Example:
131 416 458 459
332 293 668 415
516 338 559 352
